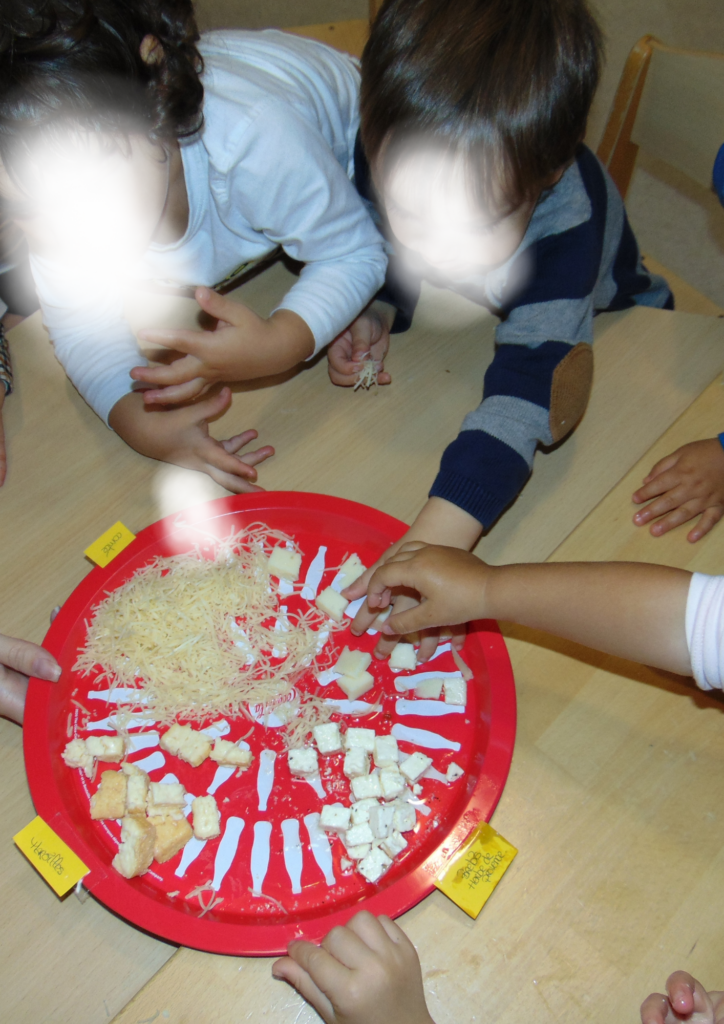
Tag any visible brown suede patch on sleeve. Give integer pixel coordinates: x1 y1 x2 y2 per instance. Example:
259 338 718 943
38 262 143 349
549 342 594 443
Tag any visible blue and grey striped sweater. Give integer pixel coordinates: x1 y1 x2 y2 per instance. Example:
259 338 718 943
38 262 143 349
356 143 673 528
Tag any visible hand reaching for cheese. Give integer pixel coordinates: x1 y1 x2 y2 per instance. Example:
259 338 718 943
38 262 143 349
640 972 724 1024
0 631 61 725
272 911 435 1024
327 302 393 387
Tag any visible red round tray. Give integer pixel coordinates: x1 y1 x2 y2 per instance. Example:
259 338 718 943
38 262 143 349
24 493 516 955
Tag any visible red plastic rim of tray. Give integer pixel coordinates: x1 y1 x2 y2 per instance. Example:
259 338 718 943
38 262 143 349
24 493 517 955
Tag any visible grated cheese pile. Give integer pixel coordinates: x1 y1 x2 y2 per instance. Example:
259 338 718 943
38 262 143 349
354 359 378 391
74 524 335 727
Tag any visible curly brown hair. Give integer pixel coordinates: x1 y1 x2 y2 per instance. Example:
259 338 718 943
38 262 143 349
0 0 204 181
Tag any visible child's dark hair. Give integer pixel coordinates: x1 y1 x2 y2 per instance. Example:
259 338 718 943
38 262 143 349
361 0 604 211
0 0 203 187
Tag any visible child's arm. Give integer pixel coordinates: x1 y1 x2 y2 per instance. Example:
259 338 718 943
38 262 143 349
633 438 724 542
131 289 315 405
327 301 395 387
0 633 61 725
108 387 274 493
272 911 435 1024
640 971 724 1023
351 543 692 676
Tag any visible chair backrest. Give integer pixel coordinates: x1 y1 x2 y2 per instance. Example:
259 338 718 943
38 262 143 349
597 36 724 200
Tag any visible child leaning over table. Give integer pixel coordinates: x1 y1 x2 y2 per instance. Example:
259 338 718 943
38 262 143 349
269 545 724 1024
329 0 673 659
0 0 387 491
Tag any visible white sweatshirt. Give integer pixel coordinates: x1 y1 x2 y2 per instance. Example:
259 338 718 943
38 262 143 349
30 30 386 424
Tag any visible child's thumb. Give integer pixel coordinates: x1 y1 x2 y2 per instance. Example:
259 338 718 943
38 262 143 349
197 386 232 421
195 285 238 322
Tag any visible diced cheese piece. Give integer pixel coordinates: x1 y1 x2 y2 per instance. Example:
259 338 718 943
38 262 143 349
112 815 155 878
192 795 221 840
210 739 253 769
343 747 370 778
389 643 417 671
351 774 383 800
122 762 150 815
345 843 371 860
373 605 392 627
345 822 375 847
345 728 376 753
334 646 372 680
337 671 375 700
446 761 465 782
62 738 94 777
153 816 193 863
268 546 302 582
90 770 127 820
358 846 392 884
400 752 433 784
379 767 406 801
313 722 343 755
414 678 444 699
392 802 417 833
381 830 408 859
160 723 211 768
340 857 353 871
369 803 395 839
337 554 366 590
320 805 352 834
147 781 186 813
373 735 399 768
288 747 319 776
350 797 379 826
316 587 349 623
86 735 125 762
444 679 467 706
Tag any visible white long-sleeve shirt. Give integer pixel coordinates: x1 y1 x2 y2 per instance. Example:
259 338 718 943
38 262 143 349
31 30 386 424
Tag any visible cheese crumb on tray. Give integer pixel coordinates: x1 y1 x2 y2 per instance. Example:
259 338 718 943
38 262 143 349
153 816 193 864
192 795 221 840
358 846 392 884
90 770 127 820
210 739 253 769
160 723 212 768
112 815 156 879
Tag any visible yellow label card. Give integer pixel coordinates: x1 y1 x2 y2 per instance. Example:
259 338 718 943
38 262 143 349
84 521 135 567
14 816 89 897
434 822 517 919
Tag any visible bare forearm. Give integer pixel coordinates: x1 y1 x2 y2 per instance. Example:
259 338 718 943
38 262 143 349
407 497 483 549
244 309 314 377
483 561 692 675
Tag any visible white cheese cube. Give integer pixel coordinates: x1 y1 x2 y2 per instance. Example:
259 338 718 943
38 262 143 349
379 767 406 801
446 761 465 782
381 830 408 859
192 795 221 840
444 679 467 706
337 554 366 590
414 678 444 699
313 722 343 755
373 735 399 768
350 798 379 826
400 751 433 783
337 671 375 700
160 723 211 767
148 781 186 809
373 605 392 627
86 735 125 762
268 546 302 582
122 763 150 815
334 646 372 679
316 587 349 623
343 747 370 778
320 804 352 834
345 728 376 753
351 774 383 800
288 747 319 776
210 739 253 768
358 847 393 883
62 738 94 777
345 822 375 847
369 803 395 839
345 843 371 860
392 802 417 833
389 643 417 671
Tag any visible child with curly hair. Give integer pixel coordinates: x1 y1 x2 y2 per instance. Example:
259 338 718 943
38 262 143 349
0 1 387 489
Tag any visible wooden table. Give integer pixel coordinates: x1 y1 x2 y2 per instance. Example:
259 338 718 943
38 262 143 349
3 257 724 1023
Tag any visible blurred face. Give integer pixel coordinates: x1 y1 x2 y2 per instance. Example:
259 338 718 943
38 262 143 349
0 132 171 285
376 143 539 279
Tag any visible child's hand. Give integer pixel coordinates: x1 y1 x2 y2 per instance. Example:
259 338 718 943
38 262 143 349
350 542 488 644
632 438 724 542
0 632 61 725
272 911 435 1024
327 302 393 387
132 287 314 405
640 971 724 1023
109 387 274 493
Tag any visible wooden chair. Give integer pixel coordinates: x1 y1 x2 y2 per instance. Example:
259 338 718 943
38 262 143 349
597 35 724 201
287 0 383 58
